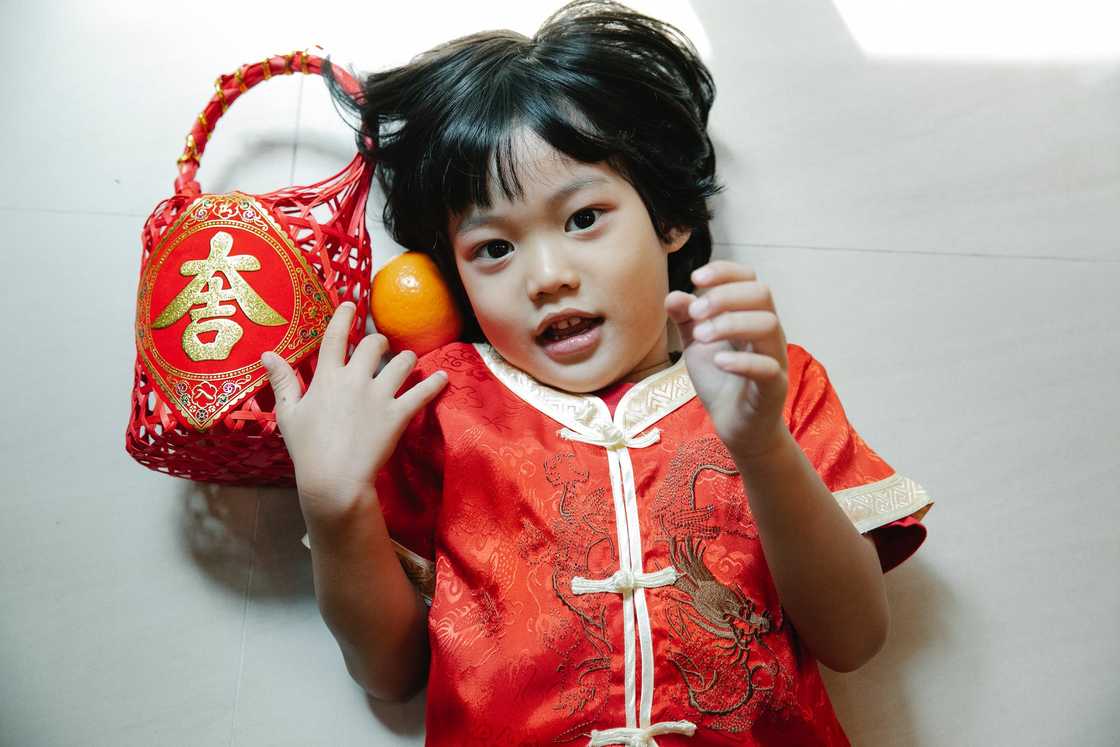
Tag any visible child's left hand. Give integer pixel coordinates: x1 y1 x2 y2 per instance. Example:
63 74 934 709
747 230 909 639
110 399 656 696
665 260 790 462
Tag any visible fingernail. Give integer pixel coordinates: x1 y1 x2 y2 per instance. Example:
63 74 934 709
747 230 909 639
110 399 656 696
692 268 711 283
689 299 709 318
694 322 713 340
261 351 275 368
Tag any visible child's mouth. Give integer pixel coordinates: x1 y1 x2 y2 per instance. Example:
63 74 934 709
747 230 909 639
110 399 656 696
537 316 604 357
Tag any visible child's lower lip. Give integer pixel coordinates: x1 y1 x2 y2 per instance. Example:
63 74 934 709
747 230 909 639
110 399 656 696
538 320 603 359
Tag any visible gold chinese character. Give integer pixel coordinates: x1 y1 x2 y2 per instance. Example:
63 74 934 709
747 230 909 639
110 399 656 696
153 231 287 361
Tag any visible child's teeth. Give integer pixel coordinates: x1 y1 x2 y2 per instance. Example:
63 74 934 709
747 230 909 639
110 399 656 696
543 316 594 341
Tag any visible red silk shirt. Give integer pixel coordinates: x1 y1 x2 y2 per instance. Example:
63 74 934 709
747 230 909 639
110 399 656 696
368 341 932 746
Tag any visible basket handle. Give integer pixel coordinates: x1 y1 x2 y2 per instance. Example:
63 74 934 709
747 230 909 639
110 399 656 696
174 49 362 194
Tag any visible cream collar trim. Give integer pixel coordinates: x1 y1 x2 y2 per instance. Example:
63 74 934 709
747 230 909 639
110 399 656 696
472 343 696 439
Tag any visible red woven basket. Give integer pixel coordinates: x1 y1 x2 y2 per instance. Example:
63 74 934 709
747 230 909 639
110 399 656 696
125 50 373 486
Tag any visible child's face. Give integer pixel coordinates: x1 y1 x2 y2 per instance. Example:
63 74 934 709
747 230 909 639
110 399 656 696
449 130 689 393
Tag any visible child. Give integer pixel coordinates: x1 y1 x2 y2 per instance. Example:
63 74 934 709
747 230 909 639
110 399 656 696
261 2 933 744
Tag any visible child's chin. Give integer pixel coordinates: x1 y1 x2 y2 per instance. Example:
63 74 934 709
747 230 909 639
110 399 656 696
535 360 621 394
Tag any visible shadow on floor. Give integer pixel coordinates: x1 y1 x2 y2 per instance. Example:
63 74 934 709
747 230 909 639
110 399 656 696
177 479 428 736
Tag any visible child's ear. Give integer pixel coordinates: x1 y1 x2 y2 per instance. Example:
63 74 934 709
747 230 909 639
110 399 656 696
664 226 692 254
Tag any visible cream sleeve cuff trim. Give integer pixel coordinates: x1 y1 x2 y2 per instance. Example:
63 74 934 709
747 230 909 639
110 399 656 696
833 472 933 533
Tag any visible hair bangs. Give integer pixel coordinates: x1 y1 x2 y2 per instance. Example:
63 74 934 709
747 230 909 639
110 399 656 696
433 79 616 229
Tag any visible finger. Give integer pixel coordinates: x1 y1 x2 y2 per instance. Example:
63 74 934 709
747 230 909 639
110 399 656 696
316 301 357 371
349 332 390 375
665 290 700 348
260 351 304 423
712 348 789 406
692 310 786 363
687 281 776 322
374 349 418 394
712 350 786 383
395 370 449 415
691 261 757 289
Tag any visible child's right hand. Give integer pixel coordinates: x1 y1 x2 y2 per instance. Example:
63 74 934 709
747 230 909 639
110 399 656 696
260 301 448 528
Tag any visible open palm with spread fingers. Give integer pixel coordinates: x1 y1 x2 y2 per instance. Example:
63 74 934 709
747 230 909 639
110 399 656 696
665 260 790 462
260 301 447 525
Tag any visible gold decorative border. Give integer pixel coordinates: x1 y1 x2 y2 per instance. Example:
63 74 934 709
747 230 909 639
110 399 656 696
136 192 331 431
140 221 304 374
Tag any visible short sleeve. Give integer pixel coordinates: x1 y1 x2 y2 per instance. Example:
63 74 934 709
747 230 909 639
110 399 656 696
301 361 443 604
785 344 934 573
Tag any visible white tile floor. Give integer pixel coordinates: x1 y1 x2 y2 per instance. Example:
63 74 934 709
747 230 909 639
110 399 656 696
2 1 1118 745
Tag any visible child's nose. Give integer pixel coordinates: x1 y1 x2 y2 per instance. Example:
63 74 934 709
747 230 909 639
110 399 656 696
525 244 580 300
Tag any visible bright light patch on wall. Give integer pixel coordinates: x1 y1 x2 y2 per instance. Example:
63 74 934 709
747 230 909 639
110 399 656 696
832 0 1120 60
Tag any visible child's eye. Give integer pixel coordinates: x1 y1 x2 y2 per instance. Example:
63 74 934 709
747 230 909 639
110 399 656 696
474 240 513 260
566 208 602 232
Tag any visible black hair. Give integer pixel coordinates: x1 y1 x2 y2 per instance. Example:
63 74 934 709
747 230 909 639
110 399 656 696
325 0 723 342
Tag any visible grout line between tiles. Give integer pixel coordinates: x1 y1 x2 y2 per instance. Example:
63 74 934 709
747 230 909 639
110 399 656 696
228 490 263 747
713 241 1120 264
